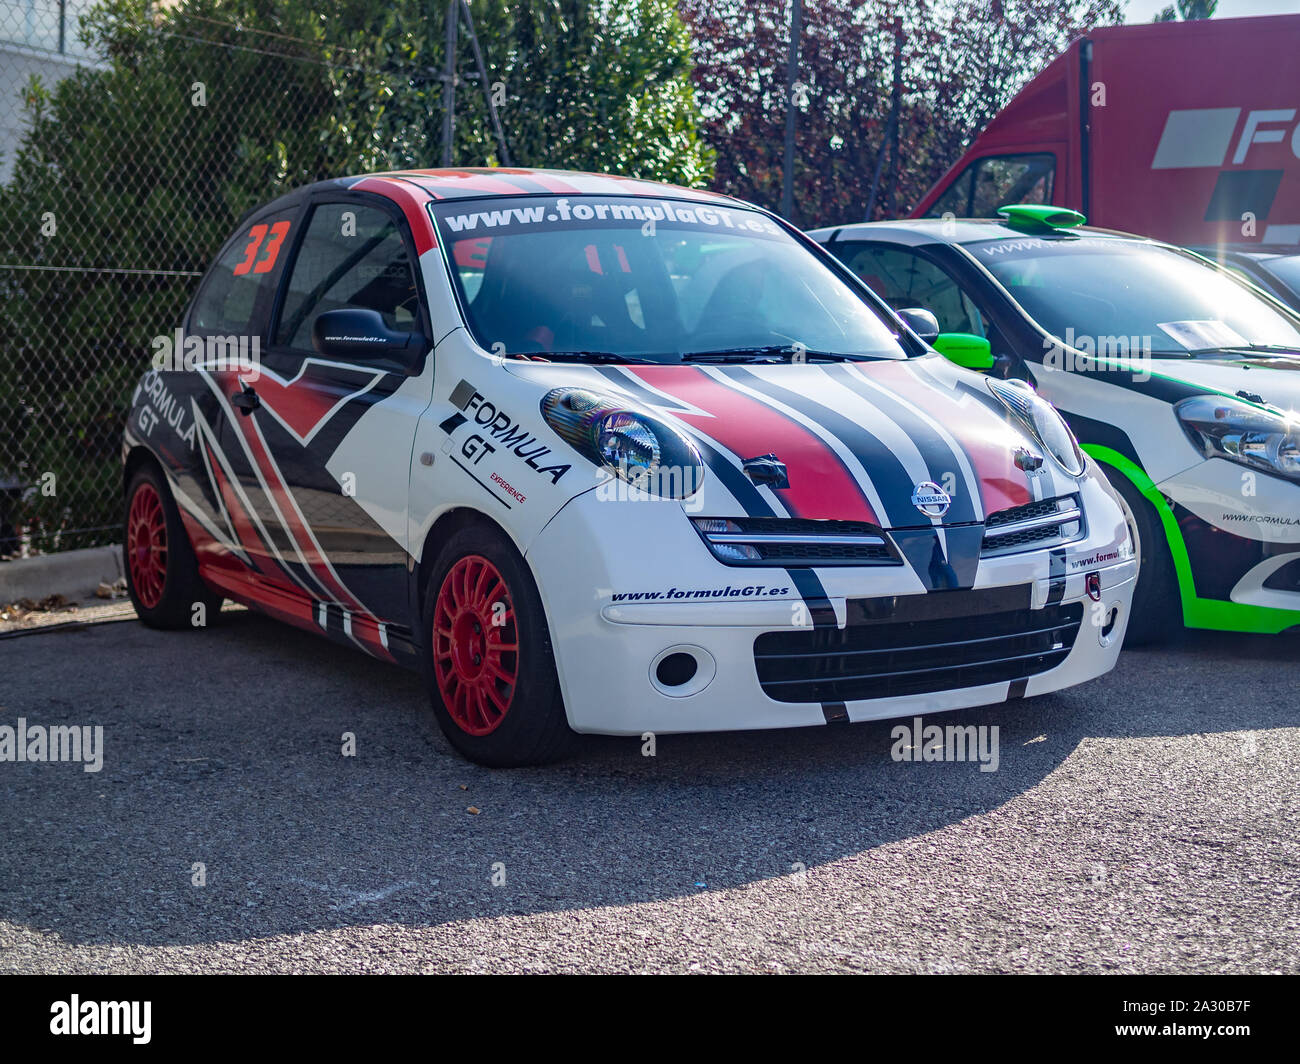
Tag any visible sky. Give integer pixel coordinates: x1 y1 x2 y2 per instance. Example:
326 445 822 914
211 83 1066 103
1123 0 1300 23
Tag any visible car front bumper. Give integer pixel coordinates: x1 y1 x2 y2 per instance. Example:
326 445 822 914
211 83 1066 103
1159 457 1300 616
527 482 1137 736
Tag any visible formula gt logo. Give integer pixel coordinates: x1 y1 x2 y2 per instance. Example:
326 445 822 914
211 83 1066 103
442 379 571 483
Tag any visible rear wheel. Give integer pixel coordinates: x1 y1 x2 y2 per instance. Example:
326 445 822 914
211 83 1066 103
124 464 222 629
421 522 573 766
1111 474 1181 646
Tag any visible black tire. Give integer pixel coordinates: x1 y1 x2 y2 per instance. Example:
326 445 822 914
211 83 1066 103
123 464 222 630
1110 474 1181 646
420 521 574 767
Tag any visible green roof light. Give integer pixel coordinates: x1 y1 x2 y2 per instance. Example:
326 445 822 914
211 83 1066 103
998 204 1087 233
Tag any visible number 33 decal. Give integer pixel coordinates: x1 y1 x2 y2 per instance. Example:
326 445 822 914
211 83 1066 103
233 220 291 276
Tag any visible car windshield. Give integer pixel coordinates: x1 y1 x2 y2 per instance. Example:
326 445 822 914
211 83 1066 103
970 236 1300 356
430 195 905 362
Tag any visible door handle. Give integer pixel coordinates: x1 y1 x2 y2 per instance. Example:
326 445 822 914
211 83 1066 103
230 383 260 416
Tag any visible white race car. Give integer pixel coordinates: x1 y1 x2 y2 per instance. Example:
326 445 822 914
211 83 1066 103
123 171 1135 765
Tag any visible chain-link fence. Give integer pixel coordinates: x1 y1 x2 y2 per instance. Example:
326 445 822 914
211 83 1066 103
0 0 716 557
0 0 476 556
1 2 321 555
2 0 109 553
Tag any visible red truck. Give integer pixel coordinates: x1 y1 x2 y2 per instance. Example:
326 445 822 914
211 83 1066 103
911 14 1300 248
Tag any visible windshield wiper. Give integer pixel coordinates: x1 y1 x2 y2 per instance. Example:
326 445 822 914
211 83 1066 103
508 347 884 365
681 346 873 363
507 350 660 364
1182 343 1300 357
1235 343 1300 354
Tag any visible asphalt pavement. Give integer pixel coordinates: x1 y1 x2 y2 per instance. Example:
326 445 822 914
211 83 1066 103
1 606 1297 973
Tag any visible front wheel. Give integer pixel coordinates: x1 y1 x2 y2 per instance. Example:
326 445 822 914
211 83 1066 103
1111 474 1181 646
421 522 573 766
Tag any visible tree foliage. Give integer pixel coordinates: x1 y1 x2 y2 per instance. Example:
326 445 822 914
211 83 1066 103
1155 0 1217 21
0 0 711 549
683 0 1124 229
315 0 713 184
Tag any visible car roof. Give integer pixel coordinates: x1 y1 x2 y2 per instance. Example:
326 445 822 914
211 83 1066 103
806 218 1147 249
1188 244 1300 262
285 167 748 207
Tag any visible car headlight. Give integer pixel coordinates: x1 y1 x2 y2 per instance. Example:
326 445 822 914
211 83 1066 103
541 388 705 498
1176 395 1300 482
986 378 1085 476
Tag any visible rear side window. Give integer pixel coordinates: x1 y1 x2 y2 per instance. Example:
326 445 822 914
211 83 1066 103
274 203 419 352
190 213 294 334
925 153 1055 218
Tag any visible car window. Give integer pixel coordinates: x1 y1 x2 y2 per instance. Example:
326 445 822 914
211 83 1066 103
190 213 294 335
837 242 988 336
970 238 1300 355
453 236 492 302
1259 255 1300 299
431 196 906 361
925 153 1055 218
275 203 419 352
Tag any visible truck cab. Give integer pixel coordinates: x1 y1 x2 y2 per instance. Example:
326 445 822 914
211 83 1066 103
912 14 1300 249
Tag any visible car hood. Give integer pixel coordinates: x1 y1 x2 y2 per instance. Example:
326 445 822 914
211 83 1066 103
1147 353 1300 413
504 354 1079 529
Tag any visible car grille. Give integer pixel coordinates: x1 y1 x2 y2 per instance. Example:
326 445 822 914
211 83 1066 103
695 495 1083 569
692 517 900 568
982 495 1083 556
754 588 1082 703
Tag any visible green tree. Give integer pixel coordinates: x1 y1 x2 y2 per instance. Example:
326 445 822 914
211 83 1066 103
685 0 1122 229
1155 0 1217 20
0 0 712 551
326 0 712 184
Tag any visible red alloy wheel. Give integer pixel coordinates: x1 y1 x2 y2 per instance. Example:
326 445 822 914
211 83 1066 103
127 482 168 609
431 555 520 736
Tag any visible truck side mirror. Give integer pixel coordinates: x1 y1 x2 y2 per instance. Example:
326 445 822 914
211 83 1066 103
932 332 995 371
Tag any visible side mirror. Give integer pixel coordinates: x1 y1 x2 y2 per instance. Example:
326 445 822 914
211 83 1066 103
932 332 995 371
311 308 426 361
896 307 940 343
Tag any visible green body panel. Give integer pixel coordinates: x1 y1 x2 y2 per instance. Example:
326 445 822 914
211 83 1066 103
1084 444 1300 635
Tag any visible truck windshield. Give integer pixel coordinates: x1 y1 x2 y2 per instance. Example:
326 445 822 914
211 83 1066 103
972 237 1300 355
430 196 905 363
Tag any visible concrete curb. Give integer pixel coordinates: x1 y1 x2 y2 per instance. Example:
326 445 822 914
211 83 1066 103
0 545 124 602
